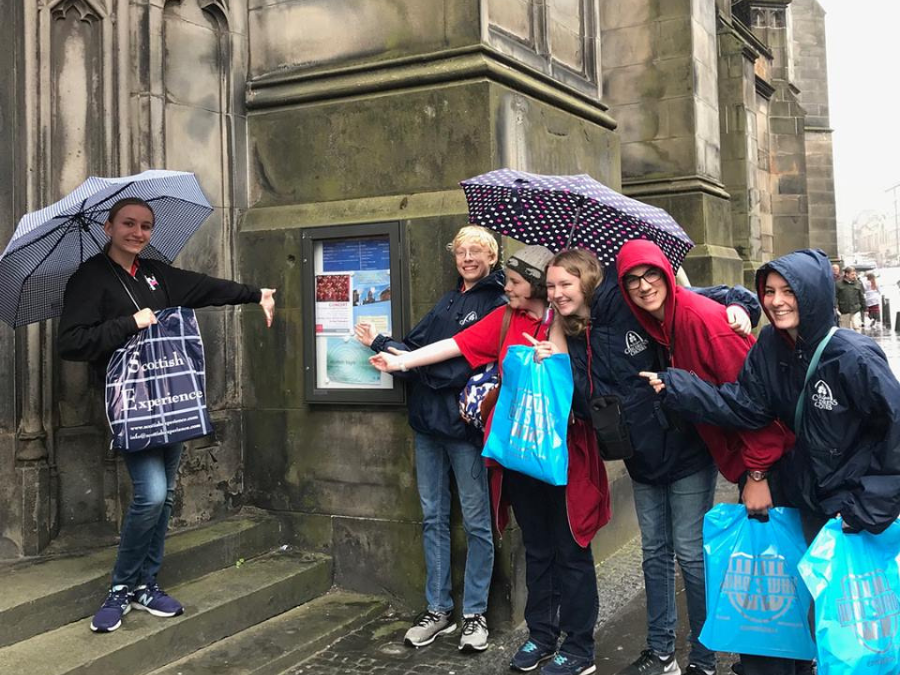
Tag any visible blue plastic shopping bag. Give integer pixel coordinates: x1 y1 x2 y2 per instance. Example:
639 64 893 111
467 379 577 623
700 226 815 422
700 503 816 660
798 518 900 675
105 307 213 452
482 345 572 486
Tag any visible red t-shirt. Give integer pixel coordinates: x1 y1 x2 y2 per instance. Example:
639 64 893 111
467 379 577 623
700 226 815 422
453 305 547 374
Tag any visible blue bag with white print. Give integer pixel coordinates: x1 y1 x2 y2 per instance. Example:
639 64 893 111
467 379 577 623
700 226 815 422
105 307 212 452
700 503 816 660
798 517 900 675
482 345 572 486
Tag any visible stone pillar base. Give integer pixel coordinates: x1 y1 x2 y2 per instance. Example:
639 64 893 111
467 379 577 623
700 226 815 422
15 460 51 555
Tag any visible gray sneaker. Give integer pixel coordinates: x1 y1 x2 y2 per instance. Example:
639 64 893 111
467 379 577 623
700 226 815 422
403 610 456 647
458 613 489 652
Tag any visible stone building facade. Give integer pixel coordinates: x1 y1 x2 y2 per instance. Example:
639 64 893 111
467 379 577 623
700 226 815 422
0 0 835 622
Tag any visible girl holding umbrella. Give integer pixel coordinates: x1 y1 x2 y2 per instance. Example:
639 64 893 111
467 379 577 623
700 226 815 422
58 197 276 633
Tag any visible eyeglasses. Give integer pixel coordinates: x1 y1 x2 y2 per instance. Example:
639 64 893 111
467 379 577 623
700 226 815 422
623 268 663 290
454 247 487 259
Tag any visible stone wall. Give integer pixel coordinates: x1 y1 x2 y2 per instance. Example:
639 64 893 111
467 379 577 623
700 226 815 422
239 0 626 622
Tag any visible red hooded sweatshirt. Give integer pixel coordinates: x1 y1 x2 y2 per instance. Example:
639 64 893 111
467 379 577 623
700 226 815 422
616 239 790 482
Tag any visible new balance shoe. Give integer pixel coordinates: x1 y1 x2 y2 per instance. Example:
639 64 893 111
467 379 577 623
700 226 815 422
541 653 597 675
510 639 556 672
90 585 132 633
403 610 456 647
458 613 489 652
617 650 681 675
131 582 184 618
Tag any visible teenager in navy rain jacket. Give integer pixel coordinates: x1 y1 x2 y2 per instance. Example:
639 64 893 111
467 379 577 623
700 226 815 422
355 226 505 652
554 252 760 675
644 248 900 536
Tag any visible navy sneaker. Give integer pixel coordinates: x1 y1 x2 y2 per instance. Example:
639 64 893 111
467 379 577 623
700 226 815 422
510 639 556 672
90 585 132 633
131 582 184 617
541 653 597 675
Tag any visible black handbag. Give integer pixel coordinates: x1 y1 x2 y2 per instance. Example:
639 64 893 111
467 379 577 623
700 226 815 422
589 394 634 461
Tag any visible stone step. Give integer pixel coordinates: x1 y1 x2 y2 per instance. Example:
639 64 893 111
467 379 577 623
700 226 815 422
0 512 283 648
0 550 332 675
146 591 388 675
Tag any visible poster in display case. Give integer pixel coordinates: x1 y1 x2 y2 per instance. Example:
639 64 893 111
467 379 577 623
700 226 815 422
302 222 406 405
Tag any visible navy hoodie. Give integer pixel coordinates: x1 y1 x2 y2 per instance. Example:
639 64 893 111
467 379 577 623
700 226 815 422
659 249 900 533
370 270 506 442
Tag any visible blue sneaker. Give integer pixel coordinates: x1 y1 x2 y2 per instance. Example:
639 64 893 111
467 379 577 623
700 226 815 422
541 653 597 675
131 582 184 617
510 639 556 672
90 586 132 633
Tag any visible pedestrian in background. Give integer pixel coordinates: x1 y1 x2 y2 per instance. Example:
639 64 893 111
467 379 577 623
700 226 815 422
640 248 900 675
58 197 276 634
371 245 609 675
863 272 881 329
355 225 505 652
835 265 865 331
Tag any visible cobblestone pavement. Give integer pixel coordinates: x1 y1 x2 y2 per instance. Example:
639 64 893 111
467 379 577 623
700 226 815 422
290 331 900 675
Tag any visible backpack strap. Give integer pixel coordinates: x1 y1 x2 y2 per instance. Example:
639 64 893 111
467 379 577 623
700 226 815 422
495 307 513 382
794 326 838 431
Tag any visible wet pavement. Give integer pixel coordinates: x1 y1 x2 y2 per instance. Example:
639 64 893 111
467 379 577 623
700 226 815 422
291 330 900 675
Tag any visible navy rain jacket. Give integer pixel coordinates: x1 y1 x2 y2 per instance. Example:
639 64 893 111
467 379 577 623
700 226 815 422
659 249 900 533
567 263 760 485
370 270 506 442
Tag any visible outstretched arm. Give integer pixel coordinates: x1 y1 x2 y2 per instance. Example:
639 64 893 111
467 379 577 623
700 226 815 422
369 338 462 373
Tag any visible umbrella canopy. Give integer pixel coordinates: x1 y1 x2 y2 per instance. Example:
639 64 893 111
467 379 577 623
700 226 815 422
0 170 212 327
460 168 694 270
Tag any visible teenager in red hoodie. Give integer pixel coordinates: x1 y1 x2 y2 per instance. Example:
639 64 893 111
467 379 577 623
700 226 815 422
615 240 791 675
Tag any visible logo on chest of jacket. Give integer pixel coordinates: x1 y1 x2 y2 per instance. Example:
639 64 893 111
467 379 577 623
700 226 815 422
624 331 648 356
459 311 478 326
144 274 159 291
811 379 838 411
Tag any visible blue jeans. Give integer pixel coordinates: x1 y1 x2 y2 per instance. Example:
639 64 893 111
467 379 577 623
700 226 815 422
414 432 494 615
111 443 183 589
632 463 718 670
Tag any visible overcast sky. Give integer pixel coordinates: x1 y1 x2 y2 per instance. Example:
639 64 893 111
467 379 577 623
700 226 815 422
816 0 900 227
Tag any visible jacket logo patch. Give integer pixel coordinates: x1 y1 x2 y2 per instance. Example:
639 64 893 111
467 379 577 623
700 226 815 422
812 380 838 411
459 311 478 326
624 331 648 356
144 274 159 291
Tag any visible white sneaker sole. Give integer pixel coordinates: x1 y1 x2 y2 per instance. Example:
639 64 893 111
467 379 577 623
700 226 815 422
90 604 130 633
510 653 554 672
404 622 457 648
130 602 183 618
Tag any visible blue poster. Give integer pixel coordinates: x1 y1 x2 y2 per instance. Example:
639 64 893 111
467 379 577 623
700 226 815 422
322 238 390 272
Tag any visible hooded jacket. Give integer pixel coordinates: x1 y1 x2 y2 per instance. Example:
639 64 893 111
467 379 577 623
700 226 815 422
566 263 714 485
658 249 900 533
369 270 506 441
616 239 790 483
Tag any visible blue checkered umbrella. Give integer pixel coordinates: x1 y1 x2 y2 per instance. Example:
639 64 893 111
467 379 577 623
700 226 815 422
460 168 694 270
0 170 212 327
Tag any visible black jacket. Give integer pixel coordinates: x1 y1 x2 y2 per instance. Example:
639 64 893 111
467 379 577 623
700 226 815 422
660 249 900 533
58 253 261 365
370 270 507 442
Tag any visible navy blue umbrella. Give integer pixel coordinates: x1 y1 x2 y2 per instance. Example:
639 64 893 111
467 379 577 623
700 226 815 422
460 168 694 270
0 170 212 327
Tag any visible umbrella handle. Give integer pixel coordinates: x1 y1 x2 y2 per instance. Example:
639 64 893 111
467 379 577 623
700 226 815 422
565 197 584 249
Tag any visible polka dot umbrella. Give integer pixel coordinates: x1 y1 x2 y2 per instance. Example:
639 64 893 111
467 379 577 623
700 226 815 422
460 168 694 271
